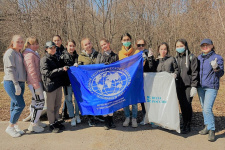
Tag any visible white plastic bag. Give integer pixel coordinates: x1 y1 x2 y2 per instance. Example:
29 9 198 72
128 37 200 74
144 72 180 133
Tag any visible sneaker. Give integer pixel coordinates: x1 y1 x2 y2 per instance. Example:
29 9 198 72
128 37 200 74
140 117 146 126
37 120 47 128
5 126 21 138
14 124 25 135
123 117 130 127
28 123 44 133
132 118 138 128
208 130 215 142
75 115 81 124
71 117 76 127
49 124 59 133
151 122 158 128
55 121 65 130
199 125 209 135
88 119 96 127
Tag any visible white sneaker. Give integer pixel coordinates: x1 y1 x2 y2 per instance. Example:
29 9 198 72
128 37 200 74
75 115 81 124
28 123 44 133
132 118 138 128
71 117 76 127
37 120 47 128
5 126 21 138
123 117 130 127
14 124 25 135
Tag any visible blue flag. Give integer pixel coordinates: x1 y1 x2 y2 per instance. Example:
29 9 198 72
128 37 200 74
67 51 145 115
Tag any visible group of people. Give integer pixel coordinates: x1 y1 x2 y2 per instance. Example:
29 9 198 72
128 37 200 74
3 33 224 142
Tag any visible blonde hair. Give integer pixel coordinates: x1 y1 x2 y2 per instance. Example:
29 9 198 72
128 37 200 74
8 35 23 49
81 38 91 49
22 36 39 52
100 38 109 44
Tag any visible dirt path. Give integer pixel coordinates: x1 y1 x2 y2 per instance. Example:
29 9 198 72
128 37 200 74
0 121 224 150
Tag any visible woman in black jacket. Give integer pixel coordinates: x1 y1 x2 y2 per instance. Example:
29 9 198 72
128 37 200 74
155 42 178 75
53 35 69 120
59 39 81 127
40 41 68 133
175 39 199 134
96 38 119 130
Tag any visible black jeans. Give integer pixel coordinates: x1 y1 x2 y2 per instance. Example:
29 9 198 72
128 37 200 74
176 86 193 125
141 103 146 116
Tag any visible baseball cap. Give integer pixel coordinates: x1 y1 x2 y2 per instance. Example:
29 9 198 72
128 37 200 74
45 41 56 48
200 39 213 45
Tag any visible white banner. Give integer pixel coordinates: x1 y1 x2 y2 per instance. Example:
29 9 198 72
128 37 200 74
144 72 180 133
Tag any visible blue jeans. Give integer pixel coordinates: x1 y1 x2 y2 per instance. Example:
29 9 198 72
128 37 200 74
124 104 137 118
63 85 79 118
197 87 218 130
4 81 25 124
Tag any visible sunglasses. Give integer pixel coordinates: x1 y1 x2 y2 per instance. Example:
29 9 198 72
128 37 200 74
137 44 145 47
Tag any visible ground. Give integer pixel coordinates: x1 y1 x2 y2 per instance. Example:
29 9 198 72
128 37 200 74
0 72 225 149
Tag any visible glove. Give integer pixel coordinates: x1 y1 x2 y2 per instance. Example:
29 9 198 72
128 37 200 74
170 73 177 79
14 84 21 95
210 58 218 69
142 52 147 60
35 87 42 95
190 87 197 97
73 63 78 67
148 48 153 57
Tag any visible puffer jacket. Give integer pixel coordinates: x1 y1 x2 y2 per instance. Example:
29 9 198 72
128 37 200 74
23 48 42 89
176 50 199 88
60 49 79 86
155 55 178 74
78 49 99 65
40 52 66 92
198 50 224 90
96 51 119 64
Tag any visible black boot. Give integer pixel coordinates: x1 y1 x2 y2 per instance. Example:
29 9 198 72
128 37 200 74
199 125 209 135
104 116 110 130
181 122 191 134
208 130 215 142
55 120 65 130
109 116 116 128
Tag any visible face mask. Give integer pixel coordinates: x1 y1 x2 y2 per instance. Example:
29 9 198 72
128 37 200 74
123 41 131 47
176 47 185 53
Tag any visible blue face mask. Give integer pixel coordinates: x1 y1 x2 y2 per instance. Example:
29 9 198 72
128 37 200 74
123 41 131 47
176 47 185 53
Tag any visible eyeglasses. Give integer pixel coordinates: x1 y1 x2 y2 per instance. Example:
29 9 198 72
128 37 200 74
137 44 145 47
